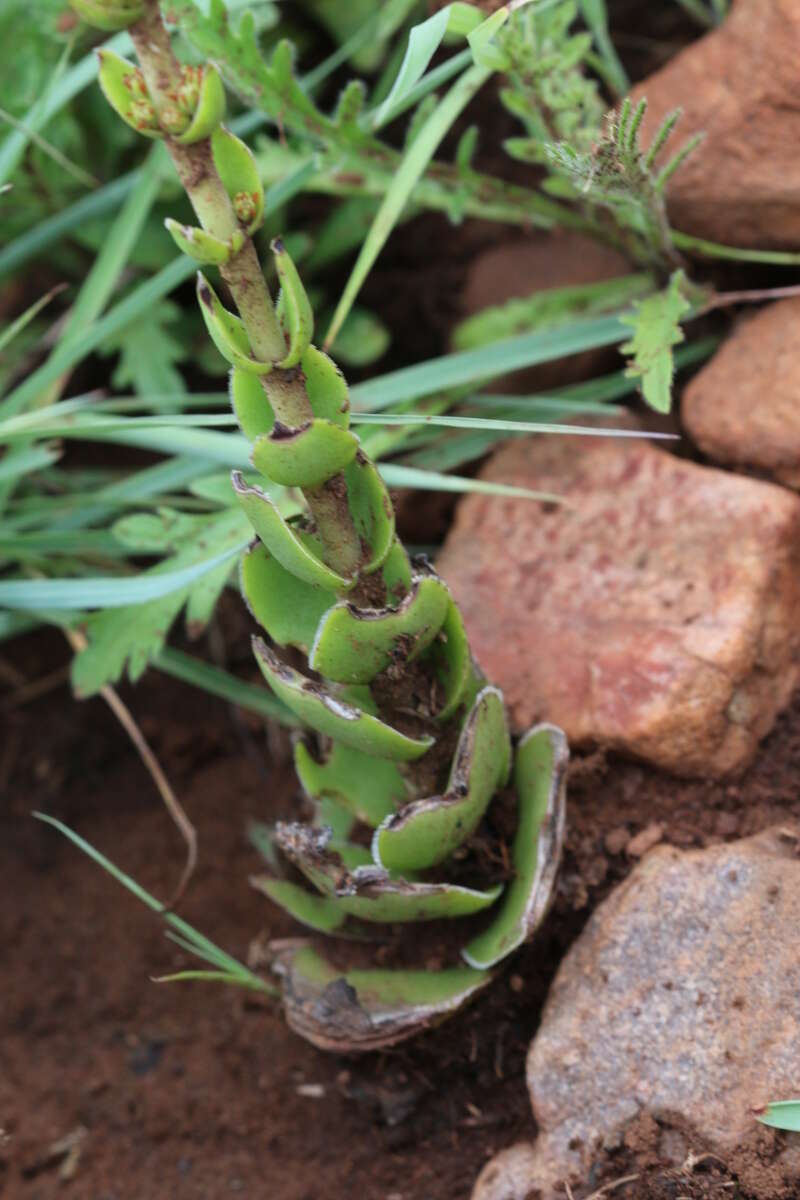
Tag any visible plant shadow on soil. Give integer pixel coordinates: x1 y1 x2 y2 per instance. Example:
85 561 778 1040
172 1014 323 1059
3 597 800 1200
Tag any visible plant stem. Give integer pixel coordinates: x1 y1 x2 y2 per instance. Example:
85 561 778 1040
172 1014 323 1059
130 1 362 577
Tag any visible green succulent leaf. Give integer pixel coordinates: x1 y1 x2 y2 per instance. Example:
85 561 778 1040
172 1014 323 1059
251 419 360 489
241 541 336 652
294 740 409 829
97 49 162 138
251 877 347 935
174 62 226 144
232 472 355 591
252 638 434 762
463 724 567 969
309 574 450 685
270 823 502 924
619 270 691 413
196 273 273 374
426 597 473 722
272 237 314 367
229 367 275 442
343 454 395 575
373 686 511 872
272 943 491 1052
210 125 264 233
165 218 243 265
302 344 350 428
380 539 413 604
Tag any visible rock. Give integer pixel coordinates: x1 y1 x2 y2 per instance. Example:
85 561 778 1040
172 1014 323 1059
682 299 800 488
473 1143 541 1200
474 829 800 1200
436 434 800 777
457 231 631 392
631 0 800 248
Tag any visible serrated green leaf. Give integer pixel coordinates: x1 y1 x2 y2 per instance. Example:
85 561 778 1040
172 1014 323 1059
71 507 250 695
98 299 186 399
619 270 691 413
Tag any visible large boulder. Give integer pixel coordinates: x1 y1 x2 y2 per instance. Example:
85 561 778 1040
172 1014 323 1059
631 0 800 248
437 434 800 777
474 828 800 1200
682 298 800 488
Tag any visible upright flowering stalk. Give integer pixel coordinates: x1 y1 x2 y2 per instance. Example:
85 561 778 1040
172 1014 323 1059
72 0 568 1050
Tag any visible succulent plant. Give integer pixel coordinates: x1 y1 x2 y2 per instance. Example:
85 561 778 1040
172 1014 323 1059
72 0 568 1051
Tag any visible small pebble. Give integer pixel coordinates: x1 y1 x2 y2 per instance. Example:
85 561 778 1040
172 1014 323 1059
626 822 665 858
605 827 630 856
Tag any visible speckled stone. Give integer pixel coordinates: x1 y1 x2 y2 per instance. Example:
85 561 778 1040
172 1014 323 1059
474 829 800 1200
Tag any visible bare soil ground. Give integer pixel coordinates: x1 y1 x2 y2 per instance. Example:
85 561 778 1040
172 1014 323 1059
4 600 799 1199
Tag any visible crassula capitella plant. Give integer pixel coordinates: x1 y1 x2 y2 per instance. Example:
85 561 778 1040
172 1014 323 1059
72 0 568 1051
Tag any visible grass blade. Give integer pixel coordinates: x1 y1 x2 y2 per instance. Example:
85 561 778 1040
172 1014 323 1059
33 813 276 994
1 256 196 418
0 284 66 354
0 31 131 185
379 463 565 502
325 59 492 349
372 7 453 129
350 314 630 410
0 540 249 610
60 146 165 348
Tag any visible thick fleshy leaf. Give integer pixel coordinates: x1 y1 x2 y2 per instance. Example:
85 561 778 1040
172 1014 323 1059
272 943 491 1051
252 877 346 934
381 539 413 604
251 419 359 488
425 597 472 721
341 870 502 922
229 367 275 442
271 824 503 923
232 472 354 592
373 686 510 871
252 638 434 761
309 574 449 685
211 126 264 233
175 63 226 144
273 238 314 368
302 344 350 428
196 274 272 374
165 219 242 265
344 453 394 575
97 49 161 137
240 541 335 651
316 796 356 840
462 724 568 969
294 740 409 828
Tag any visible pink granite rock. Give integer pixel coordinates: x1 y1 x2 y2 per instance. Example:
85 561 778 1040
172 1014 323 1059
683 299 800 488
437 435 800 777
631 0 800 248
474 828 800 1200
